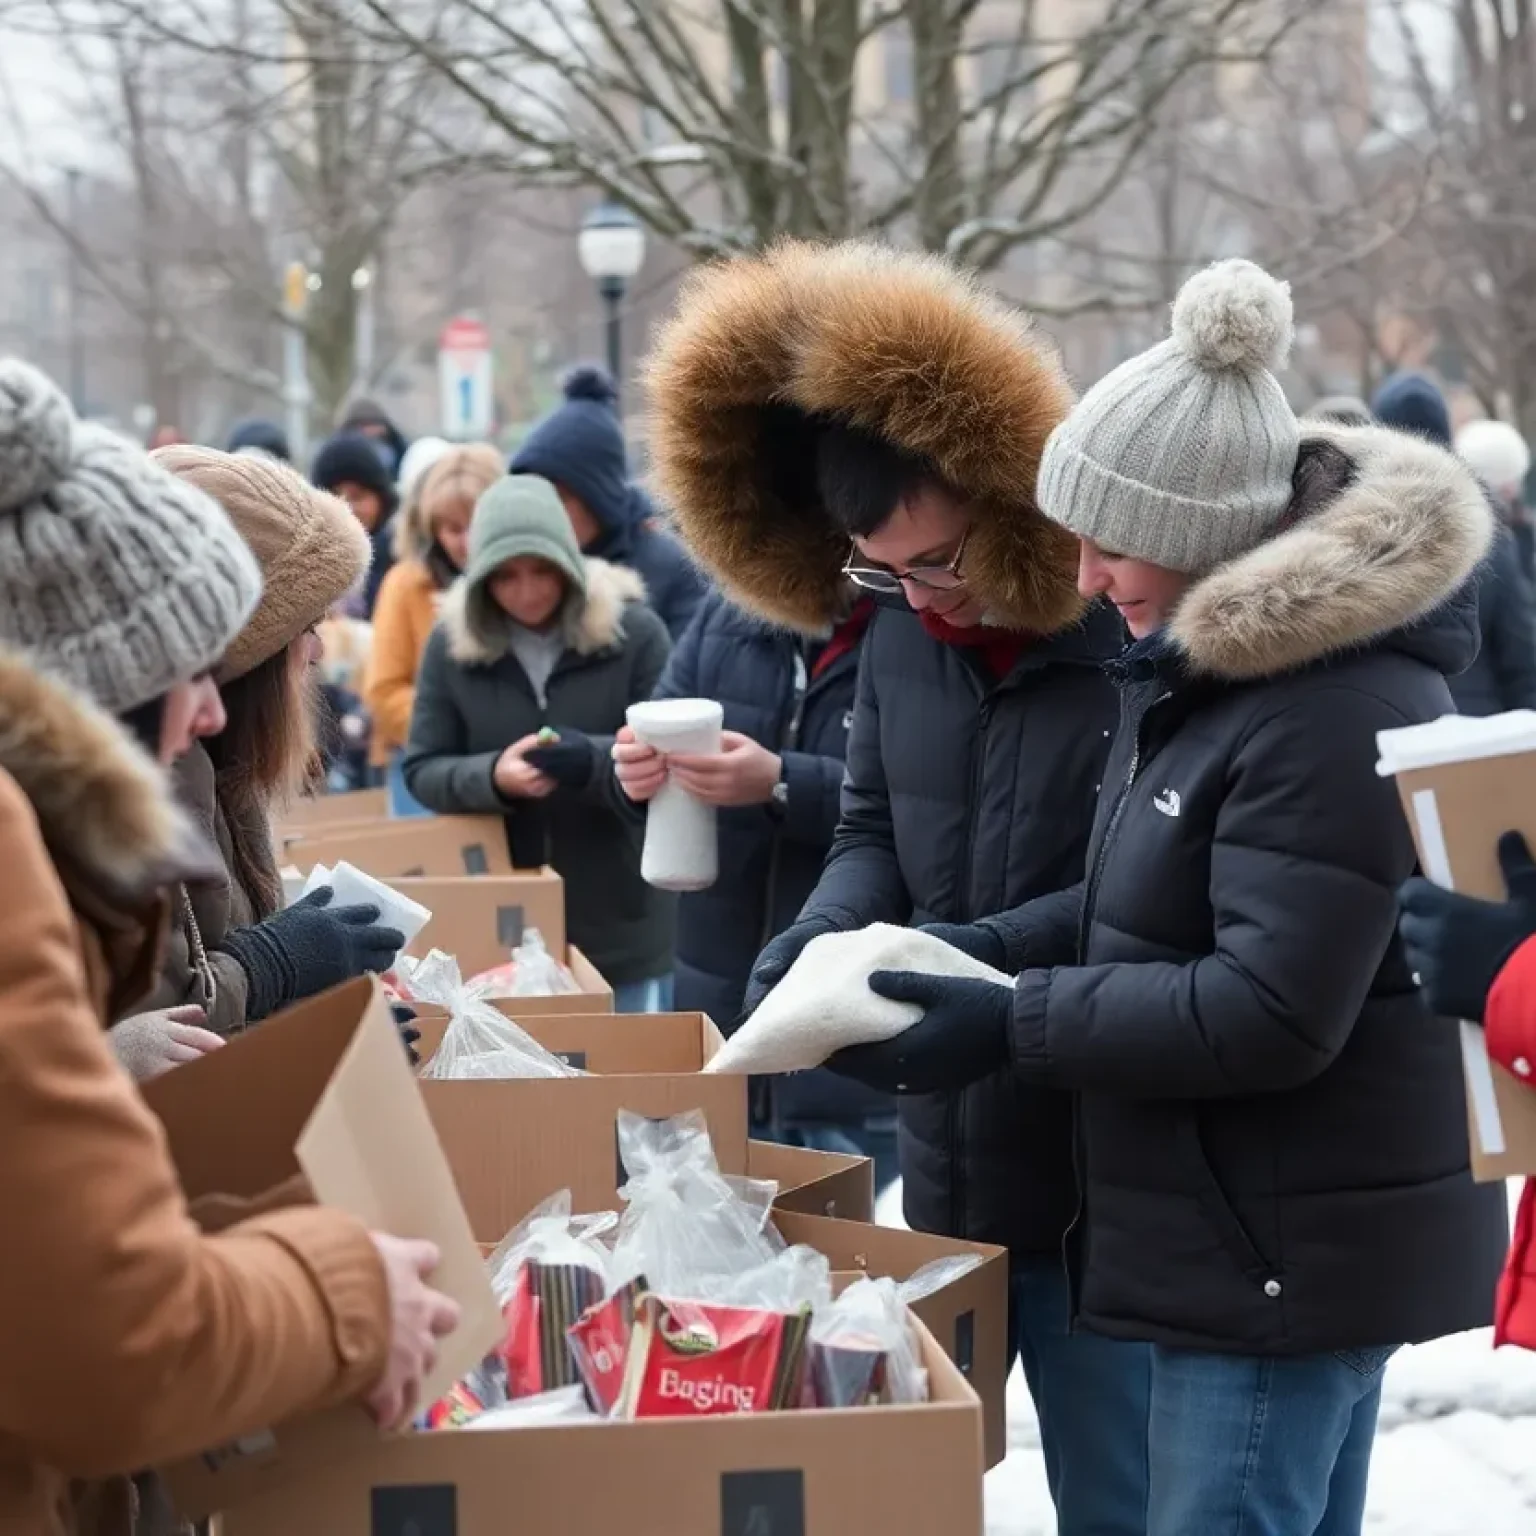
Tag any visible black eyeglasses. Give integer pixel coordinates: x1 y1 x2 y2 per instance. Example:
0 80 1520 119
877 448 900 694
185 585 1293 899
842 526 972 595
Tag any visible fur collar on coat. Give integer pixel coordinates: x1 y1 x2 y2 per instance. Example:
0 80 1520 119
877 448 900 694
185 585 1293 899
437 557 648 667
1170 424 1493 681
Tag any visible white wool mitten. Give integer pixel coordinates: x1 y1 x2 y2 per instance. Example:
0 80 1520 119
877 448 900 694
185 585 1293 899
705 923 1013 1076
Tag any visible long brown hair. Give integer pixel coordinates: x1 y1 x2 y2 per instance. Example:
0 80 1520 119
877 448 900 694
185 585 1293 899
204 638 321 917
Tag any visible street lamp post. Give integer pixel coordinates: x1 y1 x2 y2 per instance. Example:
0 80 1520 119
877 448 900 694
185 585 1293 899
351 265 375 393
577 202 646 415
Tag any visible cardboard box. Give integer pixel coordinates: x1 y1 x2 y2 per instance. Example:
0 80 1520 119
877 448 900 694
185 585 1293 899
772 1211 1008 1469
393 873 614 1014
283 816 514 879
750 1140 875 1225
274 787 389 844
422 1012 750 1236
140 978 503 1518
1378 714 1536 1178
216 1317 983 1536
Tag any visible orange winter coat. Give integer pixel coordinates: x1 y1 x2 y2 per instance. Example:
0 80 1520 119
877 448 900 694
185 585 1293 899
0 653 389 1536
363 557 441 764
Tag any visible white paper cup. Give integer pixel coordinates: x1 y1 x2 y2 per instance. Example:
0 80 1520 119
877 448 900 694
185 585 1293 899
627 698 725 891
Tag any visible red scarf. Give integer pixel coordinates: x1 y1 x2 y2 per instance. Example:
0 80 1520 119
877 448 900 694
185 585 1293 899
919 610 1030 680
813 597 876 679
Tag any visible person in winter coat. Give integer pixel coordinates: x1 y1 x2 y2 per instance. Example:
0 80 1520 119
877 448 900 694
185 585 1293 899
0 360 458 1535
1374 372 1536 715
844 262 1509 1536
225 416 291 462
1400 832 1536 1354
611 586 897 1187
1458 416 1536 583
338 395 411 477
403 475 676 1009
643 238 1143 1534
366 444 504 817
118 447 407 1056
510 366 705 641
312 429 399 617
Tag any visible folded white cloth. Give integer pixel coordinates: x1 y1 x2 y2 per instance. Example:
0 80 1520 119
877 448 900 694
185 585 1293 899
704 922 1013 1076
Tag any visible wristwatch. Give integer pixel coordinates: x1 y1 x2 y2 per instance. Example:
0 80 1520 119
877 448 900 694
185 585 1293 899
770 777 789 815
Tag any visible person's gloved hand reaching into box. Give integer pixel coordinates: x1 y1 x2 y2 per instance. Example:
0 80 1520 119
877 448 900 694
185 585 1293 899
217 886 405 1023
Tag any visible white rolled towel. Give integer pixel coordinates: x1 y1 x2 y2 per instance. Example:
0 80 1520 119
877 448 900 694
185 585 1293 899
704 923 1013 1076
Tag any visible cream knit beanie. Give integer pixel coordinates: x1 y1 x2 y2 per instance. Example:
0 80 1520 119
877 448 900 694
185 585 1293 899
1037 259 1299 573
0 360 261 713
152 445 371 683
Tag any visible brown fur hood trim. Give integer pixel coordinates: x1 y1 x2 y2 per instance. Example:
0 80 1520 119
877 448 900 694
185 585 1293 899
642 239 1082 634
1171 423 1494 680
440 558 648 666
0 648 209 899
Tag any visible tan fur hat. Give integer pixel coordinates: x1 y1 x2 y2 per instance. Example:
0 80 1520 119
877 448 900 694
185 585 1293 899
152 445 371 682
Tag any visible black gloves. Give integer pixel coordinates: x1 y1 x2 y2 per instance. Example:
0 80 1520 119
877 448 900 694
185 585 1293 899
524 729 598 790
741 916 839 1017
1399 831 1536 1023
218 887 406 1024
828 971 1013 1094
919 921 1008 971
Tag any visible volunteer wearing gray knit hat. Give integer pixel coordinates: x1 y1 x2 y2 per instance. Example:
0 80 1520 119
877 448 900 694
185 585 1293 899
0 360 261 716
836 257 1505 1533
1038 258 1299 575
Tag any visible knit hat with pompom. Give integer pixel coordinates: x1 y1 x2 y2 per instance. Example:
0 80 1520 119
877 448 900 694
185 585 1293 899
1037 258 1299 573
0 359 262 713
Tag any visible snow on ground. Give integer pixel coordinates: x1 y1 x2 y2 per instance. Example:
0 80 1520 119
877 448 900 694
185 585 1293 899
873 1180 1536 1534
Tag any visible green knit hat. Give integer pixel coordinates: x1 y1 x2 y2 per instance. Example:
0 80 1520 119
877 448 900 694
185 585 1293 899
463 474 586 636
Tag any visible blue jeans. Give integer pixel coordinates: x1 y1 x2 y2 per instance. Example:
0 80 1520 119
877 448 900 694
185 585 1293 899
387 752 431 819
1146 1344 1394 1536
769 1117 901 1195
613 974 675 1014
1009 1260 1151 1536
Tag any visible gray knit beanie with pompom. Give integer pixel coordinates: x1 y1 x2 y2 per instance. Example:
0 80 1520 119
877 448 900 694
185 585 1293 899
0 359 262 713
1036 258 1299 573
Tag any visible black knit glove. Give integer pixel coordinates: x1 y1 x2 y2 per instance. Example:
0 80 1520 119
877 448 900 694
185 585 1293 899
741 915 839 1018
1399 831 1536 1023
523 730 598 790
217 888 406 1024
919 922 1008 971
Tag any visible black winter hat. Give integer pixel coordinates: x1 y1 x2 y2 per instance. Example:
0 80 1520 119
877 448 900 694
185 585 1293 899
509 366 629 541
1372 373 1452 447
311 431 398 513
226 416 291 462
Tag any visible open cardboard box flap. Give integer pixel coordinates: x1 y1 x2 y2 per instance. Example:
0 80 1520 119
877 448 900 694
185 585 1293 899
773 1210 1008 1469
274 787 388 844
283 815 513 879
419 1012 871 1232
1385 749 1536 1178
141 978 501 1518
215 1317 984 1536
391 873 615 1016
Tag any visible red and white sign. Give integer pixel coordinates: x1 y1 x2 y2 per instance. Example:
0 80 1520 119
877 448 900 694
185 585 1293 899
438 315 494 438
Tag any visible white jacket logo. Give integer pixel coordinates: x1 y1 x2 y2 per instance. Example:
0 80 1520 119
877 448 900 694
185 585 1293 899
1153 788 1181 818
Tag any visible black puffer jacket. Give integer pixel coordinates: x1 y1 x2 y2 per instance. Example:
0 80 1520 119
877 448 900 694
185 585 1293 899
635 589 883 1125
640 239 1114 1257
989 427 1510 1353
805 603 1119 1251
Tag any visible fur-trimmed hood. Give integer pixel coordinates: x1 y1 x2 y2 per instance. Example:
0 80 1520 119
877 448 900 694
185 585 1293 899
440 557 648 666
642 239 1082 635
0 648 209 901
1169 423 1494 680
